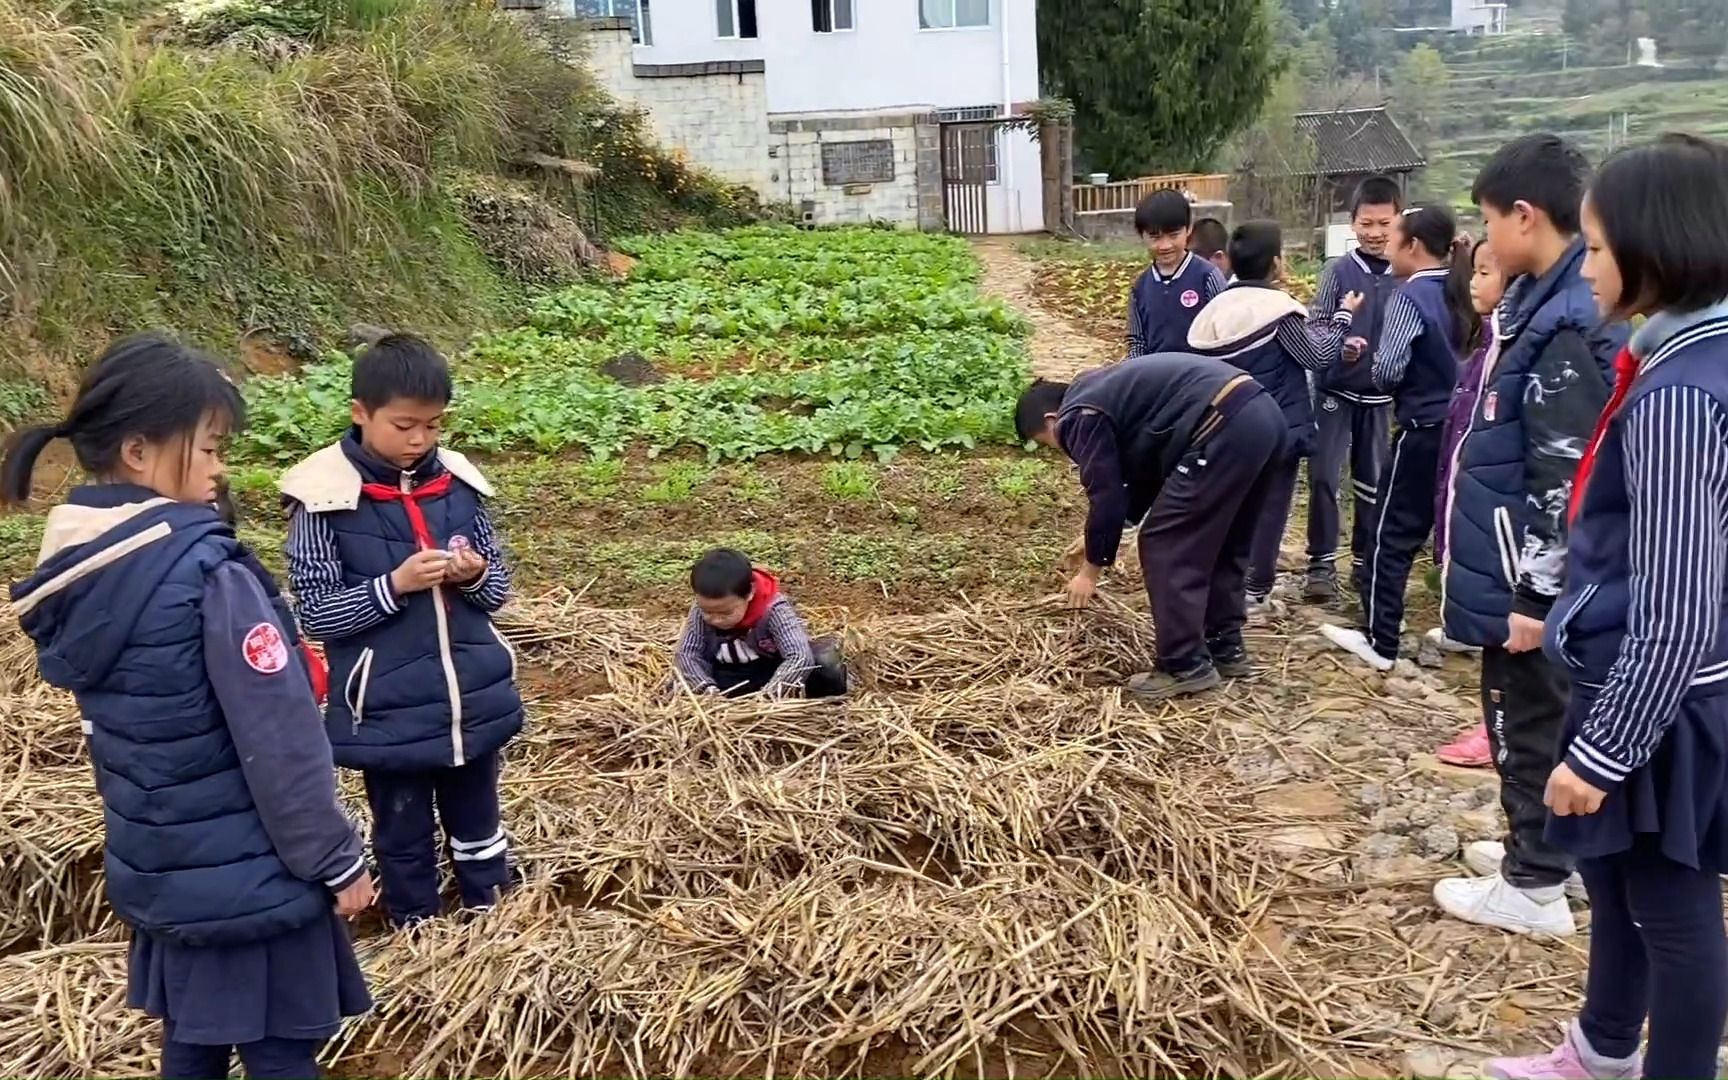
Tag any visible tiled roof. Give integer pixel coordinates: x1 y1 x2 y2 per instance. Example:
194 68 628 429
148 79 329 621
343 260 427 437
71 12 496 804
1291 107 1426 176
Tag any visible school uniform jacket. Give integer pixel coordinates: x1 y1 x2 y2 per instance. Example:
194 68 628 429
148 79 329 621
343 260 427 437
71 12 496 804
1126 253 1226 357
1057 352 1269 568
1545 304 1728 793
1369 268 1462 429
1308 249 1398 406
282 436 522 772
12 488 364 946
1187 280 1352 458
1441 240 1625 647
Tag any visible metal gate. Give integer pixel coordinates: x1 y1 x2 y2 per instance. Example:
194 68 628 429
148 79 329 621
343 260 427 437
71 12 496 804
939 117 1012 235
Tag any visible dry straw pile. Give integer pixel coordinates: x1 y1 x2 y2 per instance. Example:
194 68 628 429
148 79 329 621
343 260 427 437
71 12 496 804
0 593 1373 1078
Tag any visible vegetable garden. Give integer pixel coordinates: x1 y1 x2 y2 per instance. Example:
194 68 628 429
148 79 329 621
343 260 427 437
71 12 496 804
0 228 1594 1078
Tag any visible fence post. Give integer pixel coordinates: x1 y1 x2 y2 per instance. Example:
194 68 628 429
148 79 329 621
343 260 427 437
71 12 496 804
1040 120 1075 235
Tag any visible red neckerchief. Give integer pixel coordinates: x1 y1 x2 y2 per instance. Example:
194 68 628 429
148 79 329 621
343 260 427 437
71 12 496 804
736 569 780 632
1570 346 1640 526
360 471 454 551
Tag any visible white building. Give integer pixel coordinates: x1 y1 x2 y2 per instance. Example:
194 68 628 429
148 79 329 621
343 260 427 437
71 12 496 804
560 0 1044 233
1449 0 1507 35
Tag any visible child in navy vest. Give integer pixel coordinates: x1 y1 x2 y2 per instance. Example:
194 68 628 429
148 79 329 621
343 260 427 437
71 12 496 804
672 548 847 698
1434 134 1623 942
1125 190 1226 357
1186 221 1358 609
1303 174 1404 603
1484 134 1728 1080
281 335 524 929
9 335 373 1080
1321 207 1471 670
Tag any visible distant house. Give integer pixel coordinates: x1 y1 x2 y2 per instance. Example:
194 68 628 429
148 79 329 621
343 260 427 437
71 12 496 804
1450 0 1507 35
528 0 1044 234
1291 107 1427 218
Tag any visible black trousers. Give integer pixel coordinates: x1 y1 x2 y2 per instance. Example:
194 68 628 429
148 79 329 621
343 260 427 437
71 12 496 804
1305 394 1390 582
161 1024 320 1080
1579 841 1728 1078
714 636 848 698
1481 645 1575 888
362 750 510 926
1247 452 1301 599
1357 424 1442 658
1139 393 1285 673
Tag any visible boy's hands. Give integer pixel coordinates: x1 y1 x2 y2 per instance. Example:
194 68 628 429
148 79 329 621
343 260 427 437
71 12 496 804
1340 290 1366 315
391 550 451 596
447 547 487 585
1505 611 1545 653
334 872 377 917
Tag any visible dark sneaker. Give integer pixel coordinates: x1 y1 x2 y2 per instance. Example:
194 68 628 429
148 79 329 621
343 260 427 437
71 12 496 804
1212 652 1256 679
1304 568 1340 603
1126 664 1222 702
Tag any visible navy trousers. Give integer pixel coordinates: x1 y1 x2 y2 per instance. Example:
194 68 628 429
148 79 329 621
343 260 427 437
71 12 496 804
1481 646 1575 889
362 751 510 926
1138 393 1285 673
714 636 849 698
1358 424 1442 659
1247 453 1301 599
1305 394 1390 583
161 1022 321 1079
1577 840 1728 1079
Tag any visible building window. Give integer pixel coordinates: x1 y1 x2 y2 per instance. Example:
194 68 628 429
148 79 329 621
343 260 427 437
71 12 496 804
938 105 1001 184
812 0 853 32
572 0 652 44
918 0 988 29
717 0 758 38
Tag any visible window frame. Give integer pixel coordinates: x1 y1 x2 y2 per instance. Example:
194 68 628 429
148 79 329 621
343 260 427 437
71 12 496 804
937 105 1002 185
573 0 652 45
812 0 855 33
716 0 759 39
918 0 990 31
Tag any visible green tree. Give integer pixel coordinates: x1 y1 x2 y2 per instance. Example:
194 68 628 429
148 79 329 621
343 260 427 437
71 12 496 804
1392 43 1449 151
1039 0 1279 176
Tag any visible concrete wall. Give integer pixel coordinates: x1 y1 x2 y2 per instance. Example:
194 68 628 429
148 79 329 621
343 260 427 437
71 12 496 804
765 111 944 228
583 20 774 192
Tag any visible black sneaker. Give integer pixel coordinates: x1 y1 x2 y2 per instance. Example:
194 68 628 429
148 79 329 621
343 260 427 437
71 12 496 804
1212 651 1256 679
1304 567 1340 603
1126 664 1222 702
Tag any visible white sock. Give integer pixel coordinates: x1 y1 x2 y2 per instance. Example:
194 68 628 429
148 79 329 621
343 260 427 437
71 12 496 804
1572 1020 1638 1067
1521 883 1566 904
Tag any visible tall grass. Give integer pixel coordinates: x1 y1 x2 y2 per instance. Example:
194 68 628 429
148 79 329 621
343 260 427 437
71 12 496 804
0 0 722 374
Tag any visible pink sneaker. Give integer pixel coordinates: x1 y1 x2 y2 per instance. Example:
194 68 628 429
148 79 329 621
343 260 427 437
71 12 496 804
1485 1023 1641 1080
1437 723 1493 768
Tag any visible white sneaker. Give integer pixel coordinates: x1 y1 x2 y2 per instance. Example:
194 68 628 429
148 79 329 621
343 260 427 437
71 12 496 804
1463 840 1587 900
1423 626 1479 654
1319 624 1394 672
1434 873 1576 936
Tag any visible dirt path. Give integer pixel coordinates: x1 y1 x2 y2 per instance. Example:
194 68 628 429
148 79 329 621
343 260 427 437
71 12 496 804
972 237 1113 381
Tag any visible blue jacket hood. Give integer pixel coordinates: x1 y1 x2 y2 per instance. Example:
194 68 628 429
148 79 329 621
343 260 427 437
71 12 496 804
12 486 230 692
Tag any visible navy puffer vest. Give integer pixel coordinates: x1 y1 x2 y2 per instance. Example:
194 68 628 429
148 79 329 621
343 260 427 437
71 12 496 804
1317 251 1397 403
1441 242 1624 646
1391 271 1462 429
282 439 521 771
12 491 330 945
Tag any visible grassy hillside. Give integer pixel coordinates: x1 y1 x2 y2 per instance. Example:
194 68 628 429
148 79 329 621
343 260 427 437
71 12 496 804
0 0 760 395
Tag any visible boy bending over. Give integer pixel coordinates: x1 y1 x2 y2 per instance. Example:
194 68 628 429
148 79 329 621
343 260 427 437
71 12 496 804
673 548 847 698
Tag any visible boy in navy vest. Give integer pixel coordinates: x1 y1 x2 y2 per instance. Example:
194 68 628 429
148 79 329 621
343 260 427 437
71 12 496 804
1125 191 1227 357
1016 355 1286 700
671 548 847 698
281 335 524 929
1304 175 1404 603
1320 207 1472 670
1187 221 1359 611
1431 135 1623 938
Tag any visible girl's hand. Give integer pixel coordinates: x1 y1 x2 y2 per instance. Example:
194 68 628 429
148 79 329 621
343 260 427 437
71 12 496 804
1505 612 1545 653
1545 762 1607 816
335 873 378 917
1341 290 1366 315
448 547 487 585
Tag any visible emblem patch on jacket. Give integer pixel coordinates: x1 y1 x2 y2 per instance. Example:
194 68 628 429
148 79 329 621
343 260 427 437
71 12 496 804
242 623 289 675
1482 391 1498 423
1180 289 1200 309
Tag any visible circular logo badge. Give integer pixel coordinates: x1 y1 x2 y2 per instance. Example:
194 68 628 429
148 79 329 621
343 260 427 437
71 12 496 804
1323 396 1340 412
242 623 289 675
449 535 472 554
1180 289 1201 309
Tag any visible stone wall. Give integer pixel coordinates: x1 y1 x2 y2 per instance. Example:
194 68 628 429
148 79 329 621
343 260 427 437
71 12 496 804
581 19 774 193
766 111 944 229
